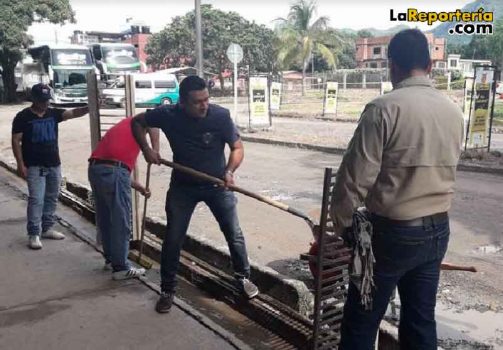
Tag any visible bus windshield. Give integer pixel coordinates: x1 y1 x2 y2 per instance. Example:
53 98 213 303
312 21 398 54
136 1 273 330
53 69 90 89
102 46 138 65
51 49 93 66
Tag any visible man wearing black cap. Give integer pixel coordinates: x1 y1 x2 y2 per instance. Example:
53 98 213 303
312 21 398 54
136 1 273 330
11 83 89 250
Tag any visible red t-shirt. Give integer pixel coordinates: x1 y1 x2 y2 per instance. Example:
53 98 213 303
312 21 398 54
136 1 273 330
90 117 140 171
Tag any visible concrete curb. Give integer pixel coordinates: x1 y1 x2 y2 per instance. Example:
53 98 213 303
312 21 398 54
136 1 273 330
241 136 347 155
456 163 503 176
240 136 503 176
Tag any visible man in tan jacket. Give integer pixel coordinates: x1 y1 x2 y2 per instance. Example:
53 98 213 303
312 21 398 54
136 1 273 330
331 29 464 349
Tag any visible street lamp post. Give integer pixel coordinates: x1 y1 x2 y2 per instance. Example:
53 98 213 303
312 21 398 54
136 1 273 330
195 0 204 78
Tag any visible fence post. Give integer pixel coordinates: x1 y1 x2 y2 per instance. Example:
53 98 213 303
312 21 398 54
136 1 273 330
362 72 367 89
86 71 101 152
447 71 451 91
124 75 140 242
343 72 347 91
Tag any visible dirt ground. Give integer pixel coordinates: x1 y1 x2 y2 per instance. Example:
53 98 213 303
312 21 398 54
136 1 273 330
1 102 502 348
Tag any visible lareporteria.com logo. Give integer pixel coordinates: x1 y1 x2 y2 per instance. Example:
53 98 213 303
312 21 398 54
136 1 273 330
390 8 494 35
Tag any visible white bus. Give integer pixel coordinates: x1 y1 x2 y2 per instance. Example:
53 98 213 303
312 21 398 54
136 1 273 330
24 44 96 104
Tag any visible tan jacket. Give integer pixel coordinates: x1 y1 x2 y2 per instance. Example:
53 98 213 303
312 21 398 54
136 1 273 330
330 76 464 233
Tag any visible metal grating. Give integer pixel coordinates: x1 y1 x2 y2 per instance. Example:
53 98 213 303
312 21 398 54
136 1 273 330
312 168 352 349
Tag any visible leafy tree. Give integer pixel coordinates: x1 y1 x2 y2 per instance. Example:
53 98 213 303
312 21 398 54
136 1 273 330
0 0 75 102
275 0 339 93
146 5 275 89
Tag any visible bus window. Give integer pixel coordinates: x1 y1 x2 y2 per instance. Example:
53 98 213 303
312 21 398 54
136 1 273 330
154 80 177 89
136 80 152 89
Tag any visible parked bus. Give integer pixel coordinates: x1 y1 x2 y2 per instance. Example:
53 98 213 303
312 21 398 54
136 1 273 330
90 43 141 78
24 44 95 104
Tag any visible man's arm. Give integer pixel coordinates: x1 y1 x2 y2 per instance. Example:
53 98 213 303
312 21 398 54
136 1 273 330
147 127 160 153
224 139 244 186
131 179 151 198
330 104 387 235
62 106 89 121
11 133 26 178
132 113 160 164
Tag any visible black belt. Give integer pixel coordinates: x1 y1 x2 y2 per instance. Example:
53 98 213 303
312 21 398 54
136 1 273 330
88 158 130 172
372 212 448 227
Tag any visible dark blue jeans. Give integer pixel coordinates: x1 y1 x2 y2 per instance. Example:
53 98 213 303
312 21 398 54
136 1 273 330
161 184 250 293
88 164 132 272
339 217 450 350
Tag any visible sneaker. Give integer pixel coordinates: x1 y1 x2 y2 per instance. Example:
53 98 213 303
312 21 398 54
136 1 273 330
103 262 112 271
155 292 175 313
112 267 146 280
28 236 42 250
41 230 65 240
237 278 259 299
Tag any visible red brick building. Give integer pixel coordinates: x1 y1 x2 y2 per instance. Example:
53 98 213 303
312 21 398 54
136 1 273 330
355 32 446 69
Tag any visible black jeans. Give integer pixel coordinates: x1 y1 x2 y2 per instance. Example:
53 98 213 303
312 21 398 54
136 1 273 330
339 216 450 350
160 184 250 292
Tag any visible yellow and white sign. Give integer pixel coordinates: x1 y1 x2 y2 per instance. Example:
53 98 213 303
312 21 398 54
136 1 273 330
270 82 281 111
324 81 338 115
469 82 491 147
249 77 270 126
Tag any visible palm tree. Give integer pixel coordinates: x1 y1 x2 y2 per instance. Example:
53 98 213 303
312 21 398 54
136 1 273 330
275 0 338 94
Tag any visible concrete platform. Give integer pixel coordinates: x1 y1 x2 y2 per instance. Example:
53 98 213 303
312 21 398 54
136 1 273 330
0 173 236 350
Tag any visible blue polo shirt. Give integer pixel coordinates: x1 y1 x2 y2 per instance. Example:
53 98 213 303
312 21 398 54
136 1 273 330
145 104 240 186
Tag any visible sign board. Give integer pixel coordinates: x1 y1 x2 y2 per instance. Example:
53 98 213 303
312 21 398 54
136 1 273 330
270 82 281 110
466 67 496 149
249 76 270 126
380 82 393 95
226 43 243 64
324 81 338 115
469 82 491 147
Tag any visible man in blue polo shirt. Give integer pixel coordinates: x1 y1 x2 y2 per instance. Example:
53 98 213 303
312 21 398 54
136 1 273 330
132 76 259 313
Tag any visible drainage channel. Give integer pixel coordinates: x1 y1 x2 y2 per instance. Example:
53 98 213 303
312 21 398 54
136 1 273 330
54 176 314 349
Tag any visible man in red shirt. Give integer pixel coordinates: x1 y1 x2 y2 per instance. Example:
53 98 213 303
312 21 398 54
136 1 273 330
88 117 159 280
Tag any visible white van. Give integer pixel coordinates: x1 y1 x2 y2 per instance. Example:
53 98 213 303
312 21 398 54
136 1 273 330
102 72 179 108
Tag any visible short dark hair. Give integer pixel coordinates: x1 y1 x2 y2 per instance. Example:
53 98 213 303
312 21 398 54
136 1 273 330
179 75 206 102
388 29 430 73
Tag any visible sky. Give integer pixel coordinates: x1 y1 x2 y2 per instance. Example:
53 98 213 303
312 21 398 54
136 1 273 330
28 0 472 44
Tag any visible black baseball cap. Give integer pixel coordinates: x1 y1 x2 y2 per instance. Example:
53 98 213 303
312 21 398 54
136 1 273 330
31 83 53 102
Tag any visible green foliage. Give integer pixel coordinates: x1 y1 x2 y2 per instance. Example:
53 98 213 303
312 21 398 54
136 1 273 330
146 4 276 85
0 0 75 102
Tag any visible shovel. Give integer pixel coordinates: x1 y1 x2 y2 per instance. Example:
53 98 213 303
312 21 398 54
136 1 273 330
158 158 317 231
